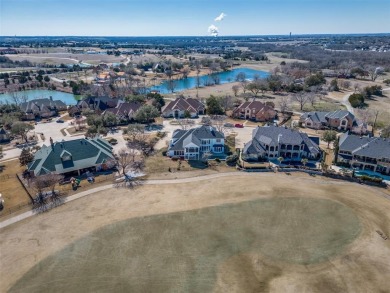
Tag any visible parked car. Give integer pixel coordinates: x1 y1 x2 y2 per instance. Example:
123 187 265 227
234 123 244 128
224 122 234 127
56 119 65 123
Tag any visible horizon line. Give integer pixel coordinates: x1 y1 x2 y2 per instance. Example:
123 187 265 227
1 32 390 38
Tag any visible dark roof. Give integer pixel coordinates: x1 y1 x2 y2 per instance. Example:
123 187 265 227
339 133 390 160
28 137 114 176
243 125 320 156
233 101 275 115
77 96 119 112
104 101 141 117
162 97 205 113
20 99 66 113
169 125 224 151
0 128 7 135
301 110 354 124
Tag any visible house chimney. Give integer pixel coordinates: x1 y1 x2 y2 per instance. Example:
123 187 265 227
49 96 53 101
50 137 54 146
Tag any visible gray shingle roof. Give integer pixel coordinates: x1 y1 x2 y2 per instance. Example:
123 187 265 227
232 100 275 115
339 133 390 160
243 125 320 156
162 97 205 113
20 98 66 113
28 137 114 176
301 110 355 124
169 125 224 151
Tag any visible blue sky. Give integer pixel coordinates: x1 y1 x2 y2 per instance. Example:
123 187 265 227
1 0 389 36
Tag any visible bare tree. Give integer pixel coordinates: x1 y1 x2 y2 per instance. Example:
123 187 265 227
353 83 361 93
232 84 240 97
278 96 291 114
177 118 194 130
240 80 248 94
356 108 372 124
219 95 234 112
114 149 145 189
116 148 136 175
210 115 227 134
31 176 49 213
45 173 64 207
307 93 318 109
292 92 309 111
341 80 351 90
365 65 378 82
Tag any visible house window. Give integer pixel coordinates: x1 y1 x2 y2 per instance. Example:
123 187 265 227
201 146 210 152
201 139 210 145
216 139 221 143
341 120 347 125
214 146 223 153
62 155 71 161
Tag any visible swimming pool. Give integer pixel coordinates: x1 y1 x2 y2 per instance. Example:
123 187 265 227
355 170 390 181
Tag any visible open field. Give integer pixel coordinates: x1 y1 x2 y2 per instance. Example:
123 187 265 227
1 173 389 292
6 53 125 66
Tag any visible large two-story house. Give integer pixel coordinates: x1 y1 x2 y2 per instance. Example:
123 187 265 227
20 98 67 120
103 100 141 123
337 133 390 174
162 97 205 118
76 96 119 114
167 126 225 160
299 110 356 132
232 101 277 122
242 125 321 162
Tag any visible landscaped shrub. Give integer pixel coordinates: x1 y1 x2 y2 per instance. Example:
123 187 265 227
215 158 221 163
226 153 239 166
363 85 382 98
348 93 365 108
359 175 383 183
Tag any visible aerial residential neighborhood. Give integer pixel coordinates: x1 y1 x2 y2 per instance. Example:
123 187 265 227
1 1 390 292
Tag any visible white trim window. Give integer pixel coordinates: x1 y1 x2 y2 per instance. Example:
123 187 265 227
214 146 223 153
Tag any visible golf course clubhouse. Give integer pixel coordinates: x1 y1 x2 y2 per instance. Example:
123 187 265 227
27 137 115 177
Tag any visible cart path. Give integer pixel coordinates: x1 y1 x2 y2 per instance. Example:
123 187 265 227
1 171 388 229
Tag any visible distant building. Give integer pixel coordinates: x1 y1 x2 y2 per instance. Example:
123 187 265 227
232 101 277 122
96 72 110 83
242 125 322 162
167 125 225 160
162 97 205 118
0 48 17 55
337 133 390 174
28 137 115 177
20 98 67 120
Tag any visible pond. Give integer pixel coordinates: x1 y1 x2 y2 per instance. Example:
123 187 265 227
0 90 82 105
150 67 269 94
0 68 269 104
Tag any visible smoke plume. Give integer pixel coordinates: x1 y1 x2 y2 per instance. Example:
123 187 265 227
214 13 226 22
208 25 219 37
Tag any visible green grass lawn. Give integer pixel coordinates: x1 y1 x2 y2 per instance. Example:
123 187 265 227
10 197 361 293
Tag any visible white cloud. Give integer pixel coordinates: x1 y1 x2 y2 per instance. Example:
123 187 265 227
208 24 219 37
214 13 227 22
